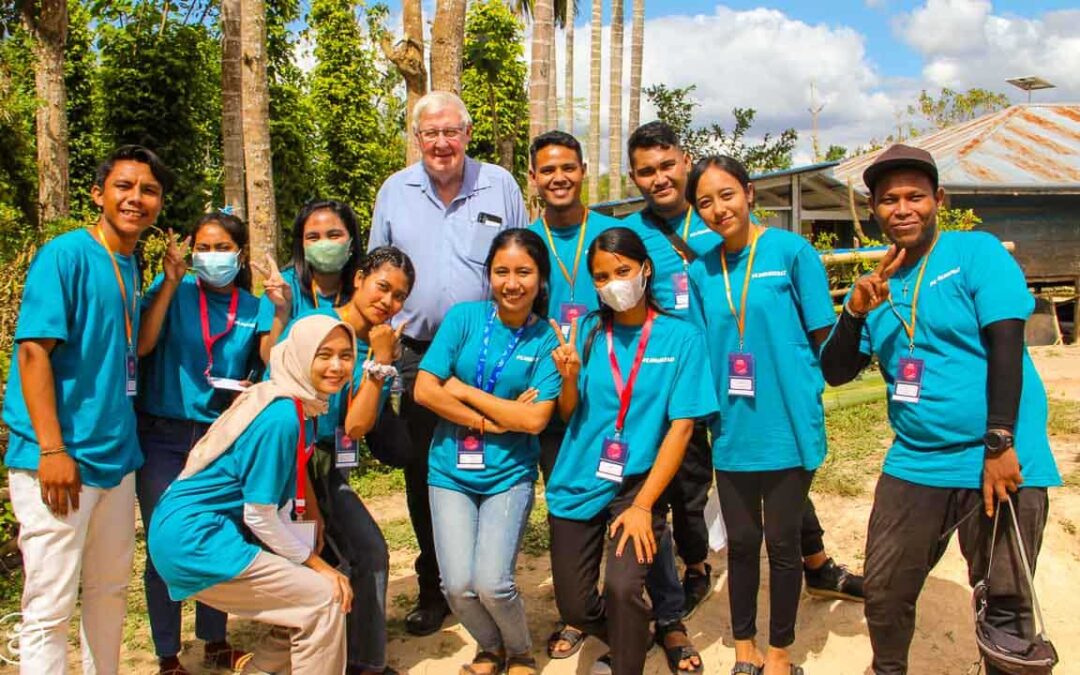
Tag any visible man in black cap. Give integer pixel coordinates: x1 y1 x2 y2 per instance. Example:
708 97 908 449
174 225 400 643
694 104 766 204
819 144 1061 673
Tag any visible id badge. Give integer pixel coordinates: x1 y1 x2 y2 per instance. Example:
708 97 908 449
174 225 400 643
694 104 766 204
335 426 359 468
671 271 690 310
892 356 924 404
125 348 138 397
596 436 628 483
456 427 486 470
727 352 755 398
559 302 588 338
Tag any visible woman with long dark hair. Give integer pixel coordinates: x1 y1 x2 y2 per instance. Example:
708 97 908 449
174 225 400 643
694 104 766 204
545 227 718 675
413 228 562 675
686 155 835 675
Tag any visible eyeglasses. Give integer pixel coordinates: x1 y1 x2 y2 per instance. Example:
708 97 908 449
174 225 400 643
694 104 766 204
417 126 467 143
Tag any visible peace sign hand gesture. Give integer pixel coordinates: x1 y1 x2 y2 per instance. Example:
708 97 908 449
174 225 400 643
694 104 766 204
162 229 191 283
848 245 907 316
549 318 581 382
251 252 293 311
370 320 408 364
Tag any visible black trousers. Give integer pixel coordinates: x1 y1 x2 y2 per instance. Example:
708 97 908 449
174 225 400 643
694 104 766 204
864 474 1048 675
714 468 814 648
398 340 444 604
549 476 667 675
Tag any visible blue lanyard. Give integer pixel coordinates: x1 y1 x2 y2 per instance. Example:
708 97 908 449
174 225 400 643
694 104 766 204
475 304 529 393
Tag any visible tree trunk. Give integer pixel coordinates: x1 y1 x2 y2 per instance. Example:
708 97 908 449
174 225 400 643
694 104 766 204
628 0 644 137
563 16 574 135
221 0 245 218
547 27 557 130
430 0 466 94
587 0 601 204
379 0 427 164
528 0 554 142
240 0 278 283
23 0 69 222
607 0 624 201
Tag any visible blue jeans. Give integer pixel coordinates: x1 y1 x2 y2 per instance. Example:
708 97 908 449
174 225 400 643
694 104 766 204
646 527 685 626
430 482 534 655
136 413 228 658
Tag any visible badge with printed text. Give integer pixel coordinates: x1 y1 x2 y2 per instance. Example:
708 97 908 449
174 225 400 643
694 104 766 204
595 436 629 483
559 302 588 338
892 356 924 404
727 352 756 398
126 347 138 397
671 271 690 310
456 427 486 470
335 426 359 468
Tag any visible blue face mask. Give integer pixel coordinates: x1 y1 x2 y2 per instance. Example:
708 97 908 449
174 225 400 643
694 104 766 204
192 251 241 288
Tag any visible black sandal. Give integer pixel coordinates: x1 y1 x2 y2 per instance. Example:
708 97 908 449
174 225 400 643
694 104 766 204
546 623 587 659
731 662 762 675
654 621 704 674
459 650 504 675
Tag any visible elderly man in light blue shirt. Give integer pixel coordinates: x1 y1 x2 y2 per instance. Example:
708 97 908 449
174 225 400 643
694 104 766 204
367 90 527 637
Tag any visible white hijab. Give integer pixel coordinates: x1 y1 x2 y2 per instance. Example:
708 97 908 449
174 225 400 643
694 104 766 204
179 314 355 479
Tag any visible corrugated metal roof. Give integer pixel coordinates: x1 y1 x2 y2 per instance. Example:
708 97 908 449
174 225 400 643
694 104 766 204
831 104 1080 193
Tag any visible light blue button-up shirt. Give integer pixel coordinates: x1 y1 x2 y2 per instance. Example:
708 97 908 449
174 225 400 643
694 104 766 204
368 157 527 340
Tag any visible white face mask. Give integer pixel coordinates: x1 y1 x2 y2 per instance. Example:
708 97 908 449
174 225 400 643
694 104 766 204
597 270 647 312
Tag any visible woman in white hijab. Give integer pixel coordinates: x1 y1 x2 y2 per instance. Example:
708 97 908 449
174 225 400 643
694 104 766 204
148 314 356 674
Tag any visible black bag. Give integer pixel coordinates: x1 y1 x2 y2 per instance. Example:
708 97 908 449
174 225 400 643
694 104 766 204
363 398 411 468
640 208 698 263
973 498 1058 674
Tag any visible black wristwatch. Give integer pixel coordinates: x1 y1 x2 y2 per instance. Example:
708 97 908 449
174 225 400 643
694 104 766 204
983 429 1014 457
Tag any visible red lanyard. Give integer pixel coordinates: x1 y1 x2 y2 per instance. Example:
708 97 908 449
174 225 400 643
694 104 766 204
197 279 240 380
604 308 655 435
293 398 313 516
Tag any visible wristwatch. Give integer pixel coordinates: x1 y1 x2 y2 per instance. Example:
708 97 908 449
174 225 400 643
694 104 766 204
983 429 1014 457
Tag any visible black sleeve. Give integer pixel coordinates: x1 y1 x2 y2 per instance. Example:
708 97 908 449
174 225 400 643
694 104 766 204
819 309 872 386
984 318 1024 434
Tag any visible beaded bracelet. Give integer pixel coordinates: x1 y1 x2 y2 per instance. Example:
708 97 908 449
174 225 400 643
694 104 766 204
39 446 68 457
362 360 399 381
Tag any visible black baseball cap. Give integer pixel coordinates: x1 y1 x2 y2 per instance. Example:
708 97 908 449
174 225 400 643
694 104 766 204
863 143 939 195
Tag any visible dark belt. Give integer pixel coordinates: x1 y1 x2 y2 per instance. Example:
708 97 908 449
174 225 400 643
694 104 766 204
401 336 432 353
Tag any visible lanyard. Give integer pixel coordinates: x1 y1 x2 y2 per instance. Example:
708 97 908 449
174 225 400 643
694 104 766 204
887 235 939 353
719 226 762 351
292 398 313 516
311 281 340 309
197 279 239 380
475 304 529 394
604 308 655 435
669 210 694 266
94 225 138 348
541 210 589 301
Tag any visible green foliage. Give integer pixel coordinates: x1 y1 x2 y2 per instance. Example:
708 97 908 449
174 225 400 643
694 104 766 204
66 0 103 221
308 0 405 233
824 144 848 162
0 24 37 245
908 87 1011 133
644 83 797 173
462 0 530 186
937 206 980 232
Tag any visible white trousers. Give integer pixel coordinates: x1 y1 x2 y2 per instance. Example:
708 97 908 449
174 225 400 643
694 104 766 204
8 470 136 674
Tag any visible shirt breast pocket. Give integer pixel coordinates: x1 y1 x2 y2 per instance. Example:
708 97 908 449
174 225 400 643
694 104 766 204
467 217 502 264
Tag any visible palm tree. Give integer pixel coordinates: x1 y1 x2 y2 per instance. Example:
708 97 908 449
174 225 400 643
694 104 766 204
221 0 245 218
240 0 278 280
627 0 644 136
528 0 554 143
563 5 575 135
587 0 601 203
431 0 467 93
607 0 624 201
21 0 69 221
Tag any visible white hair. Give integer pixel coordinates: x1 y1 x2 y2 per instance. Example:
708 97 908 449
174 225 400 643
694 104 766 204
411 91 473 132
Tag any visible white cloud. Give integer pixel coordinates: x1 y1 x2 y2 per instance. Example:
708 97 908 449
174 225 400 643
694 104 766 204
897 0 991 55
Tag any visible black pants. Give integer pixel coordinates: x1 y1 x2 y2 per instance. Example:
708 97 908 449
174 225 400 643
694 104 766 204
714 468 814 648
801 497 825 558
549 476 667 675
864 474 1048 675
398 340 444 605
665 421 712 566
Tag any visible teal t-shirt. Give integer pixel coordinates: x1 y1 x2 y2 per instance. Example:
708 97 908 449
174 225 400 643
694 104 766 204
2 229 143 488
275 307 389 444
688 228 836 471
137 274 261 423
619 208 723 317
546 312 719 520
527 210 624 320
851 231 1060 489
420 301 562 495
148 398 313 600
256 267 342 333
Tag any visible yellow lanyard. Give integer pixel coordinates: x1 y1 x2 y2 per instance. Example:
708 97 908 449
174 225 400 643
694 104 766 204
541 210 589 301
719 226 762 351
670 209 694 266
887 235 939 353
311 281 340 308
94 225 136 348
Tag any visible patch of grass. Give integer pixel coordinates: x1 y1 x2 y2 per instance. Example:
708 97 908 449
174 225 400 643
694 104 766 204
1048 398 1080 437
381 517 419 553
522 496 550 557
348 456 406 499
815 398 891 497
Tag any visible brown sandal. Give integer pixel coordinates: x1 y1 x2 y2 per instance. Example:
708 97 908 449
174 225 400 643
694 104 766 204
506 654 538 675
459 650 504 675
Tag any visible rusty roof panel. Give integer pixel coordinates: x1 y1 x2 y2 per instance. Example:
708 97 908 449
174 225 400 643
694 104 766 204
831 104 1080 191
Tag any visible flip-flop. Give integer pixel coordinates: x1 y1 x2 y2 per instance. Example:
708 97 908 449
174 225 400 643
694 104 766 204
546 624 587 659
654 621 704 674
459 650 504 675
731 662 762 675
506 655 538 675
